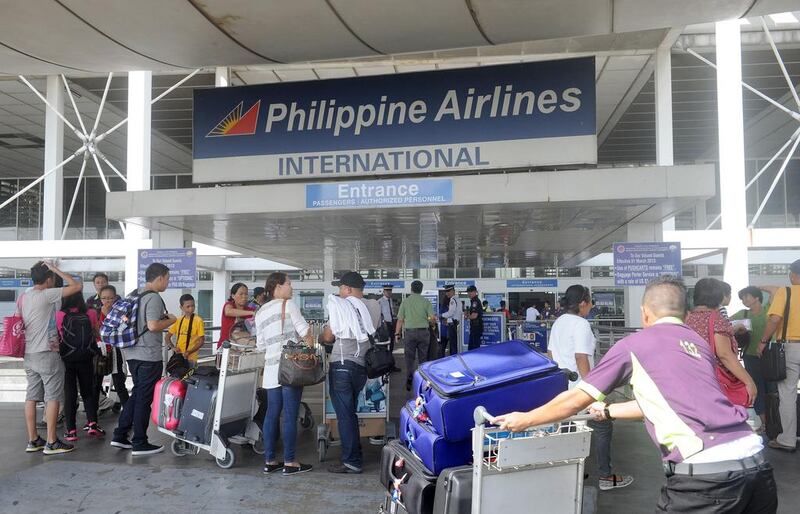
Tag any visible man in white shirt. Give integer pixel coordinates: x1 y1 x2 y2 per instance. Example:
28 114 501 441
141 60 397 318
548 284 633 491
525 302 541 321
439 285 460 357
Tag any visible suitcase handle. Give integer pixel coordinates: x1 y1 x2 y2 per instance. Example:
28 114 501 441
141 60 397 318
473 406 595 426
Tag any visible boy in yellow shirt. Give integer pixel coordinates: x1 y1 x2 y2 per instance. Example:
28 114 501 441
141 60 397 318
167 294 206 365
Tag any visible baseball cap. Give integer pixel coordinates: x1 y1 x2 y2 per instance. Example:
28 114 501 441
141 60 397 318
443 284 455 292
466 285 478 292
332 271 366 289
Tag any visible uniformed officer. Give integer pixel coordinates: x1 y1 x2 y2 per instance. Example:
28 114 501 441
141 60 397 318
466 285 483 351
440 284 460 357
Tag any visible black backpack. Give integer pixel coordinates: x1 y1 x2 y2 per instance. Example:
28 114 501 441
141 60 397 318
59 311 97 362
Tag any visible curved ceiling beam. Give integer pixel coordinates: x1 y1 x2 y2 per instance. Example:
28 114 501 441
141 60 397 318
464 0 495 45
0 41 95 73
324 0 384 55
54 0 189 69
185 0 283 64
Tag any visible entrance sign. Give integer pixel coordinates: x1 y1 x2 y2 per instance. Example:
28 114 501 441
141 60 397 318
436 280 475 289
506 279 558 288
138 248 196 289
193 58 597 183
363 280 405 290
306 178 451 209
0 279 32 288
613 242 682 286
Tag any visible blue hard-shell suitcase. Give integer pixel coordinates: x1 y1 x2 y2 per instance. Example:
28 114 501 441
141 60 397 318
400 401 472 475
411 340 567 442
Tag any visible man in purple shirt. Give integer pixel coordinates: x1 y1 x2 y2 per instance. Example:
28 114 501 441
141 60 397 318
495 276 777 513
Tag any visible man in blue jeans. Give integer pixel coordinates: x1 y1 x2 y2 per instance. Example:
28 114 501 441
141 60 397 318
111 263 175 456
321 271 381 474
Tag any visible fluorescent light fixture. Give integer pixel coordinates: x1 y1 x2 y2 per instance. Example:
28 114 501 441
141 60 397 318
769 12 798 25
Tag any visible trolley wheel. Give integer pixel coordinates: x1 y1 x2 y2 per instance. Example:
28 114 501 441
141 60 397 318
251 438 265 455
171 439 187 457
318 439 327 462
216 447 235 469
300 405 314 431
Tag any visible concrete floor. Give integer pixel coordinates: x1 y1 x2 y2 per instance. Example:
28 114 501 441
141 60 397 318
0 364 799 514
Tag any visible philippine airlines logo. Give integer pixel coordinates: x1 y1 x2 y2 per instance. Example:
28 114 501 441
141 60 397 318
206 100 261 137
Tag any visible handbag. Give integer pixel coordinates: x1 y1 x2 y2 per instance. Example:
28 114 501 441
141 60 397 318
350 301 395 379
0 293 26 358
707 311 749 407
733 310 751 357
278 300 326 387
761 287 790 382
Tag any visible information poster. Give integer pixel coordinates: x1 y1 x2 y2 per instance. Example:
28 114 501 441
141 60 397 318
613 242 681 286
137 248 196 289
522 321 549 353
463 313 506 350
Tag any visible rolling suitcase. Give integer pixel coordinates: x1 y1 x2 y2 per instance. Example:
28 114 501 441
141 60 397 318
176 372 218 444
411 340 567 441
380 440 437 514
151 377 187 431
400 401 471 474
432 466 472 514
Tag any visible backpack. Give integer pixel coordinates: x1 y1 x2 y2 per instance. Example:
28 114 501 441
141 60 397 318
59 311 97 362
99 290 160 349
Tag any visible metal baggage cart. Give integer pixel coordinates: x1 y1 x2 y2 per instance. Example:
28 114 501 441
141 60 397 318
471 407 593 514
157 341 265 469
316 343 397 462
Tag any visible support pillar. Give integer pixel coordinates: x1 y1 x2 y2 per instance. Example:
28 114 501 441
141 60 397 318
42 76 64 240
624 223 663 328
124 71 152 295
655 42 676 232
716 21 749 313
215 67 230 88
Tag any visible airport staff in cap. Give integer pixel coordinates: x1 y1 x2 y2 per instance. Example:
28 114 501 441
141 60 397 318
440 284 460 357
466 285 483 351
378 284 400 366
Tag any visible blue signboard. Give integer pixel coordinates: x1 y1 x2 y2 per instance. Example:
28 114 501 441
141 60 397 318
506 279 558 288
303 297 323 310
193 58 597 182
306 178 451 209
613 242 682 286
138 248 196 289
363 280 406 290
594 292 616 308
0 278 32 288
521 322 549 353
463 313 506 349
436 280 475 289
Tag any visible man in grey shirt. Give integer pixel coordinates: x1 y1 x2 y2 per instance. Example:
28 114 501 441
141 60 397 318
111 263 175 456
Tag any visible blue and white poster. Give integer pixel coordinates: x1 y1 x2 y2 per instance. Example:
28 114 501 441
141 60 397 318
613 242 682 286
306 179 451 209
463 313 506 349
0 278 32 288
193 58 596 182
521 322 549 353
137 248 196 289
506 279 558 288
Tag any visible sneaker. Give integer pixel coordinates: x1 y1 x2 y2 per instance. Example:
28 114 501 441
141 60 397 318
82 422 91 432
283 463 313 476
263 462 284 474
43 439 75 455
767 440 796 453
327 463 362 474
131 443 164 456
64 429 78 442
25 436 47 453
87 423 106 438
599 474 634 491
110 437 133 450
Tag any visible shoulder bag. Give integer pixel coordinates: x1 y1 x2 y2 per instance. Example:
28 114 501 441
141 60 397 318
278 300 326 387
761 287 790 382
350 301 395 379
166 315 194 378
707 310 749 407
0 293 26 358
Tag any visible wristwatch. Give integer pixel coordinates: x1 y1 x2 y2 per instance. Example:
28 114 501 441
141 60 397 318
604 405 614 421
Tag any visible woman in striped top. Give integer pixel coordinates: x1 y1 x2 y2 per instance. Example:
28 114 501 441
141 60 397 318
255 272 314 476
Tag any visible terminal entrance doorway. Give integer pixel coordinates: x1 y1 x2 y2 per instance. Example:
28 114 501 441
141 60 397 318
508 292 557 317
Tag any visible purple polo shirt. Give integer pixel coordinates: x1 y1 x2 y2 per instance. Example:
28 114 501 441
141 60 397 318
578 317 752 463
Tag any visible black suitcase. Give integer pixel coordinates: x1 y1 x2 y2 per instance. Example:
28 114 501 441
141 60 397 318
432 466 472 514
176 372 218 444
380 440 437 514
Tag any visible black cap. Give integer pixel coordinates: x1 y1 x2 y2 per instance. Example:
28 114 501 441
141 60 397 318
466 285 478 293
382 284 394 290
791 259 800 275
332 271 366 289
443 284 455 292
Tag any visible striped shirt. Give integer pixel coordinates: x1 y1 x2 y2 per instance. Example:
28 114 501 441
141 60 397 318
255 299 310 389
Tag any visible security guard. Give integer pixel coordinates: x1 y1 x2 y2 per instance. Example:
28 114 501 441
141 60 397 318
466 285 483 351
440 284 460 357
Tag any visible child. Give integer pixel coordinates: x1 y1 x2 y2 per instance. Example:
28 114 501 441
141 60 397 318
167 294 205 365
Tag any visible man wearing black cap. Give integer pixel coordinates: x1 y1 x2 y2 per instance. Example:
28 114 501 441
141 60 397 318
321 271 381 474
467 285 483 351
440 284 460 357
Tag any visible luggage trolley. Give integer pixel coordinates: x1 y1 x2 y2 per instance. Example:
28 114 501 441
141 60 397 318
316 351 397 461
159 341 264 469
471 407 593 514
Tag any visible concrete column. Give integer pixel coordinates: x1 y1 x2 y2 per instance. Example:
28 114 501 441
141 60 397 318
124 71 152 295
623 222 663 328
42 76 64 240
655 43 676 232
212 270 228 348
215 67 230 88
716 21 749 313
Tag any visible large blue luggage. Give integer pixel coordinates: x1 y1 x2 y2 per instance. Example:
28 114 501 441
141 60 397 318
400 401 472 474
411 340 567 442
